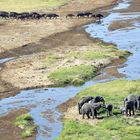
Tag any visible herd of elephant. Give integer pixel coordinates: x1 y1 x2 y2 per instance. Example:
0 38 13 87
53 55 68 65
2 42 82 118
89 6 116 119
0 11 104 20
78 94 140 119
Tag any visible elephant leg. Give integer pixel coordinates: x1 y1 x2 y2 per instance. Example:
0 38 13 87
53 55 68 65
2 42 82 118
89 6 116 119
94 110 98 119
82 113 85 119
107 110 109 116
132 108 135 115
126 108 128 116
91 109 95 119
129 109 131 116
87 113 90 119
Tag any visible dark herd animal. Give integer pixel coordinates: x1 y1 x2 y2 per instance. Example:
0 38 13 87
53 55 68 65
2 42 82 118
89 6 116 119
0 11 104 21
78 94 140 119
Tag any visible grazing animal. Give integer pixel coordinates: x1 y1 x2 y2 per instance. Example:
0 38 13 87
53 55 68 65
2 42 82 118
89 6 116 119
9 12 19 19
17 12 30 20
66 14 75 18
46 13 59 19
0 11 9 19
76 12 85 18
124 94 139 110
29 12 41 19
120 106 126 115
106 104 113 116
89 96 105 104
78 96 94 114
84 12 92 17
125 100 135 116
80 102 102 119
96 14 104 21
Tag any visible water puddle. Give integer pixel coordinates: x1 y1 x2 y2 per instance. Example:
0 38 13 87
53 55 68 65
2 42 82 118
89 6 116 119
0 0 140 139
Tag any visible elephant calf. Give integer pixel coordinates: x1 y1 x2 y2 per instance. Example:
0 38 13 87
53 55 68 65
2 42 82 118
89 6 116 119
80 102 102 119
106 104 113 116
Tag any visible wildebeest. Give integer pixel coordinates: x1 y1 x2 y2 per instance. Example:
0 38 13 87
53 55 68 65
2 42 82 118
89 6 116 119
0 11 9 19
46 13 59 19
76 12 85 18
78 96 94 114
9 12 19 19
66 14 75 18
17 12 30 20
95 14 104 21
29 12 42 19
84 12 92 17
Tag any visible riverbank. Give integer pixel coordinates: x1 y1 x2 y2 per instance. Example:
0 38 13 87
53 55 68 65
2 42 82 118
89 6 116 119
58 0 140 139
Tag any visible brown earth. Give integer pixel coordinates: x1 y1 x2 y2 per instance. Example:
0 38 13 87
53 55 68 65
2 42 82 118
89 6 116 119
0 109 35 140
0 0 132 139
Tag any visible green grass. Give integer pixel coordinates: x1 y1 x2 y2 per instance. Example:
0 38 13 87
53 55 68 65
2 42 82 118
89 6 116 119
14 114 36 138
48 65 97 86
57 80 140 140
0 0 70 12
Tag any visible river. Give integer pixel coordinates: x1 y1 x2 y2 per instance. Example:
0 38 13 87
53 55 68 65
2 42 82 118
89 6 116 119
0 0 140 139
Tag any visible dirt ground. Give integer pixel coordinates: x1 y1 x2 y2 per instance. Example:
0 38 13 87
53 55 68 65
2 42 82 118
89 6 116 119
0 109 35 140
0 0 136 139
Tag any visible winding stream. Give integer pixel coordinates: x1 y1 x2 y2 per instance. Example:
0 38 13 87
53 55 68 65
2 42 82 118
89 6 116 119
0 0 140 139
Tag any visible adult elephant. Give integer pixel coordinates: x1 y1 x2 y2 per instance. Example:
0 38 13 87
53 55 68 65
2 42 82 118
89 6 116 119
80 102 102 119
89 96 105 104
78 96 94 114
124 94 139 110
125 100 135 116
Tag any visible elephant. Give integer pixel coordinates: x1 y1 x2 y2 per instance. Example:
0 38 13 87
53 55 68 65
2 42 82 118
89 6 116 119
89 96 105 104
78 96 94 114
80 102 102 119
124 94 139 110
125 100 135 116
106 104 113 116
120 106 126 115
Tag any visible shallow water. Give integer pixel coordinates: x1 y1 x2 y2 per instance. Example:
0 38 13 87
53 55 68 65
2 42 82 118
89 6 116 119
86 0 140 80
0 0 140 139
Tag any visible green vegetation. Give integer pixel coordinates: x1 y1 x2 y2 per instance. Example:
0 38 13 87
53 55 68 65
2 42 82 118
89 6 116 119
14 114 36 138
57 80 140 140
46 44 130 87
0 0 70 12
48 65 97 86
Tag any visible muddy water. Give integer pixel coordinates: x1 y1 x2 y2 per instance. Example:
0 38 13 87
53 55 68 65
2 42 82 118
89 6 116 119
0 0 139 139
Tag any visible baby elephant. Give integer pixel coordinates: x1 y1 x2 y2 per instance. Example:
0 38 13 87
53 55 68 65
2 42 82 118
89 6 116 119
80 102 102 119
120 106 126 115
106 104 113 116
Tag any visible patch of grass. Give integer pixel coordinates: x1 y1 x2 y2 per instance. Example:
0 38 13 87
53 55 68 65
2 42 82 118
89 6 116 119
78 80 140 106
0 0 70 12
57 80 140 140
14 114 36 138
48 65 97 86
